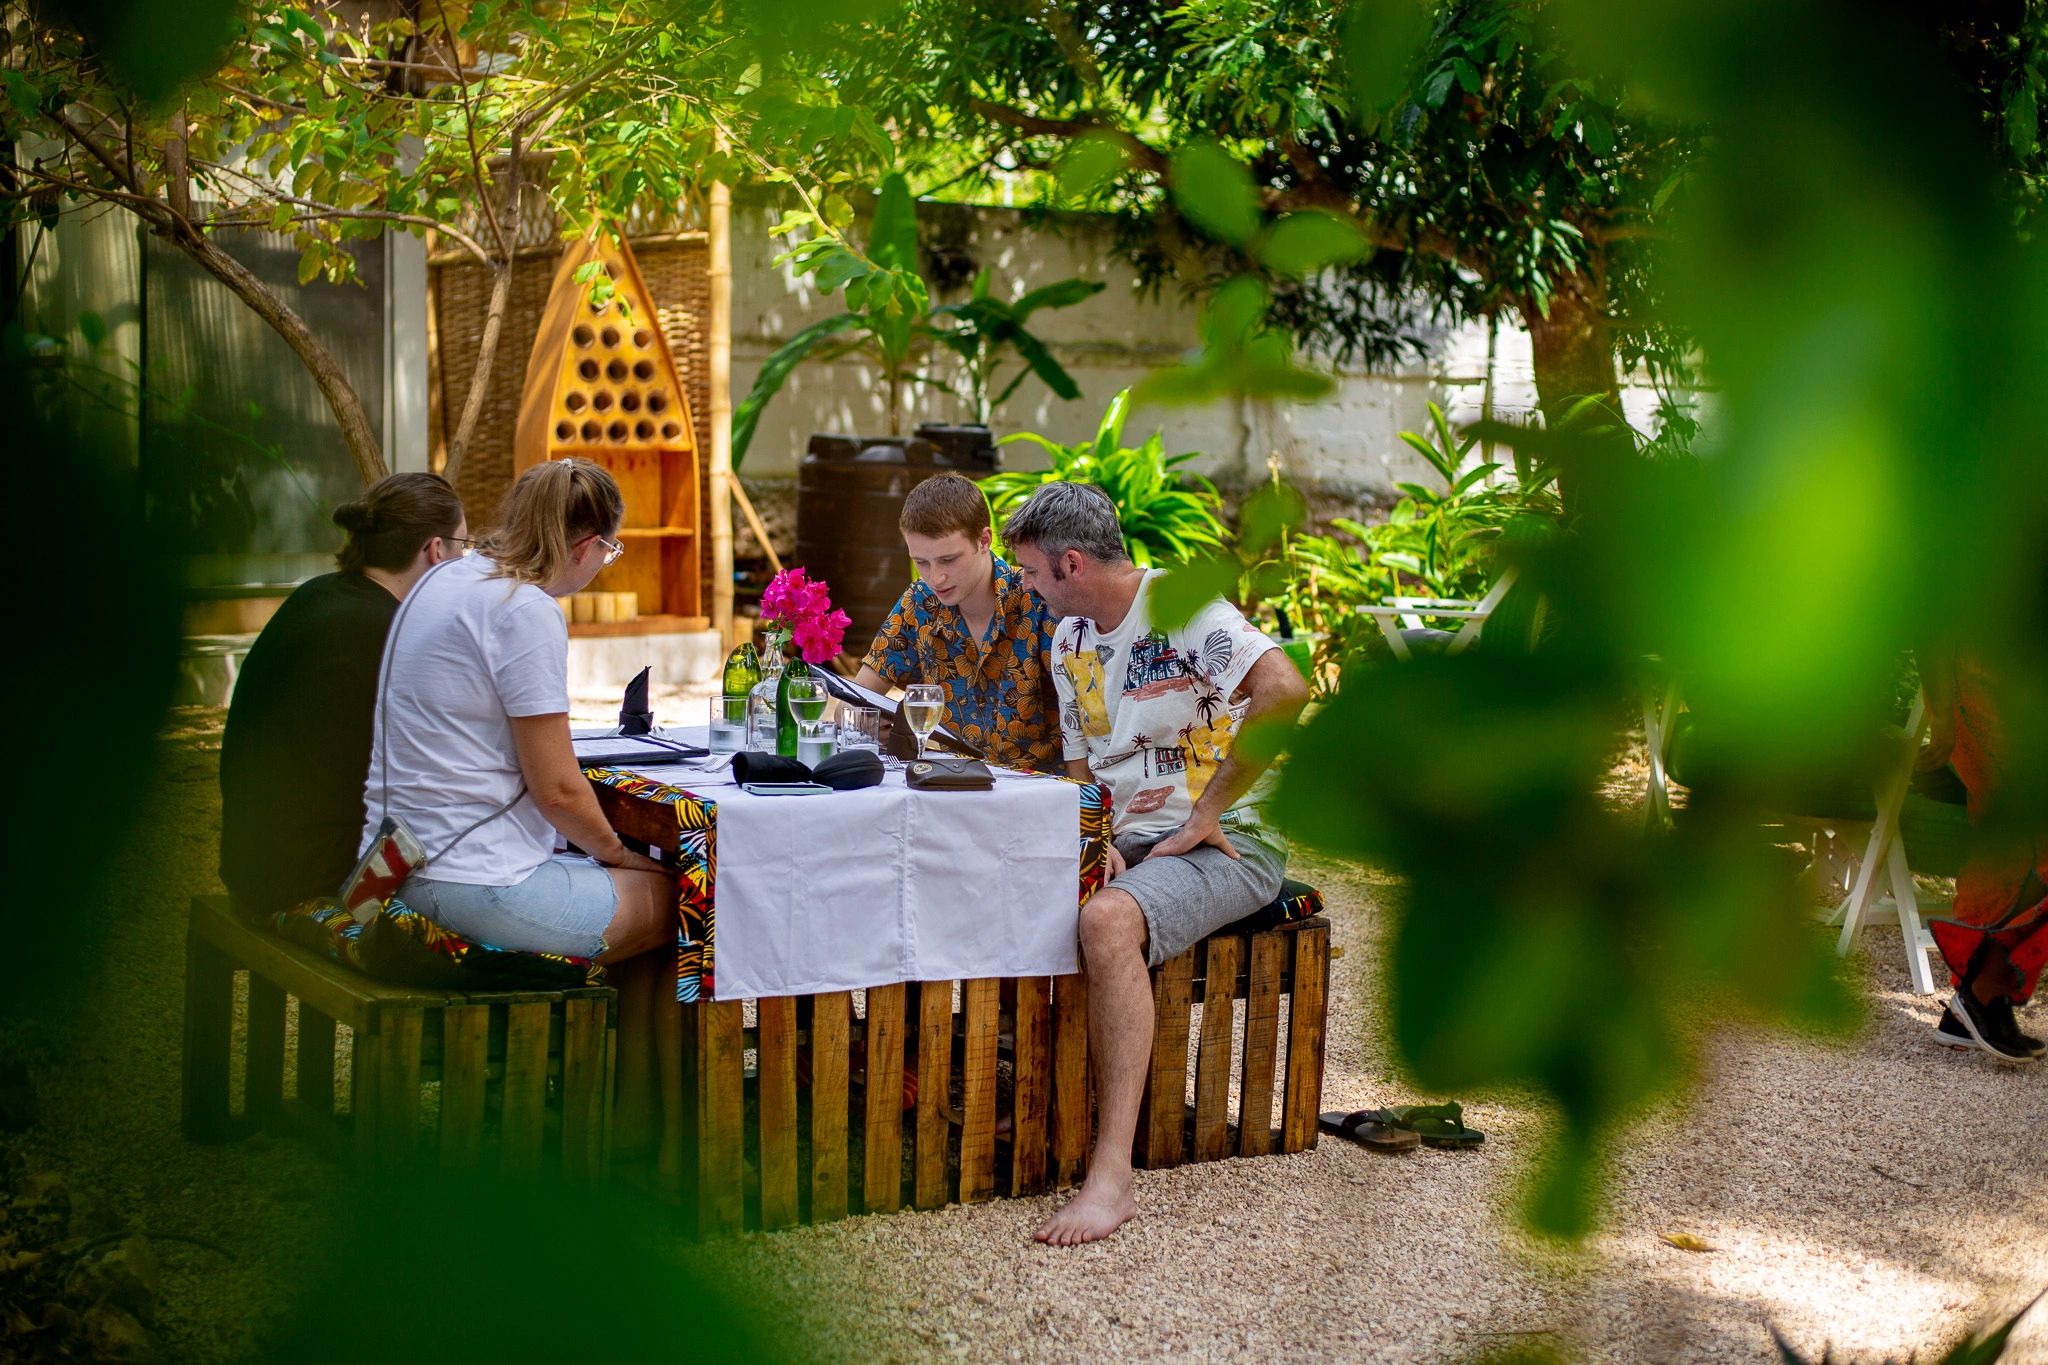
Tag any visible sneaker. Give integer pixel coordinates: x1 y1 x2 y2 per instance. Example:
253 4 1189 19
1988 998 2046 1058
1931 1004 1975 1050
1946 991 2040 1064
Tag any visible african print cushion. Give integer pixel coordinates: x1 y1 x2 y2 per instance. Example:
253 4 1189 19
267 896 599 991
1224 879 1325 934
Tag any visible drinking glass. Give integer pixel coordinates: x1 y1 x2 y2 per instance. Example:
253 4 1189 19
708 694 748 754
837 706 881 752
902 684 944 761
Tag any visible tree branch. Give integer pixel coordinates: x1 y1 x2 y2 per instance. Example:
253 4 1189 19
965 98 1170 176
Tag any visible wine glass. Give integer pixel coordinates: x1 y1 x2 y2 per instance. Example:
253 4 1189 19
902 683 944 762
787 676 829 737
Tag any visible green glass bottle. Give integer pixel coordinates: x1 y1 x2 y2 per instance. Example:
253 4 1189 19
721 641 761 696
774 659 807 758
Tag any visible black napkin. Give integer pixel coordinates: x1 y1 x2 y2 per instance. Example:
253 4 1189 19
812 749 884 791
619 666 653 735
730 751 813 785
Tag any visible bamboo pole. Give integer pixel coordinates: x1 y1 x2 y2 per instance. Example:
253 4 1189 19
731 479 783 577
708 176 736 642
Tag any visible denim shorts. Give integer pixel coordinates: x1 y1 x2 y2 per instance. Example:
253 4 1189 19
399 854 618 959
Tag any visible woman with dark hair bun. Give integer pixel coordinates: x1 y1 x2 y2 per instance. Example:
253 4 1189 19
220 472 467 916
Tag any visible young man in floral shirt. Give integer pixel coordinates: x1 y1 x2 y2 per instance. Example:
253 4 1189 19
852 473 1063 772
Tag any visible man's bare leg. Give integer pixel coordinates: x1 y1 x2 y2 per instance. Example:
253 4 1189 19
1035 889 1151 1245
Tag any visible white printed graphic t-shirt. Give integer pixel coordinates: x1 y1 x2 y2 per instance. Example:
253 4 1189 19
1051 570 1278 841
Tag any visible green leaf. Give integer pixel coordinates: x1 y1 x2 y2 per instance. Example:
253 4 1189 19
1238 482 1308 554
1058 132 1130 199
77 311 107 347
869 172 918 272
2007 83 2039 161
297 245 322 286
731 313 865 467
1340 0 1431 111
821 193 855 231
1011 278 1105 318
1170 140 1261 245
1256 212 1370 278
1149 552 1241 629
1580 111 1615 157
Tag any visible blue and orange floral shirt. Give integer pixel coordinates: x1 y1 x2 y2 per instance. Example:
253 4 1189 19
860 556 1062 773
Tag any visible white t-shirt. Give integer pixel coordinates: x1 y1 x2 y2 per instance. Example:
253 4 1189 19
358 554 570 885
1051 571 1279 841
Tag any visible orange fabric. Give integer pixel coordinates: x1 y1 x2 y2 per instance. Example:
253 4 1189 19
1943 661 2047 1000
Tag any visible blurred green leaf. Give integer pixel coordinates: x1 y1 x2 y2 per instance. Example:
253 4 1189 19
1257 211 1371 277
1170 140 1262 245
1150 552 1241 630
1058 132 1132 199
1340 0 1432 111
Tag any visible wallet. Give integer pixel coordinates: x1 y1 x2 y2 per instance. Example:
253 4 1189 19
904 756 994 791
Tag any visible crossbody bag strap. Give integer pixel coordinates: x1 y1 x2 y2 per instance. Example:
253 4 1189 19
374 557 533 869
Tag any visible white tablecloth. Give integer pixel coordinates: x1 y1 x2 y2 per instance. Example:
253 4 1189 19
622 731 1083 999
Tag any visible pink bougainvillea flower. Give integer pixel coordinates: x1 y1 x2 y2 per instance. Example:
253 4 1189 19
760 567 812 627
793 607 851 663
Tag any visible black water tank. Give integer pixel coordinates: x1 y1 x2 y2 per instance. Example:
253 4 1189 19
794 424 998 651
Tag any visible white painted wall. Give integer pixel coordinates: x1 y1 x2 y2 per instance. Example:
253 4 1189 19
729 197 1684 504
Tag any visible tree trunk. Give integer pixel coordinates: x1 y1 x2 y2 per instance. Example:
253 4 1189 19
442 260 510 488
442 133 523 488
1521 270 1622 514
168 224 389 485
1522 269 1620 427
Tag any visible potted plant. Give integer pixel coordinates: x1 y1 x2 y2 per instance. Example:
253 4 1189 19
981 388 1229 568
729 173 1102 468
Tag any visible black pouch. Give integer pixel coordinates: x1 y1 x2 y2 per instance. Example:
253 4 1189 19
904 756 994 791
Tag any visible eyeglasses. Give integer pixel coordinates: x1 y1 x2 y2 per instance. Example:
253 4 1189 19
443 535 478 556
595 534 625 566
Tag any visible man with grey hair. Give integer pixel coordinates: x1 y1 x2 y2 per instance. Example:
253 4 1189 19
1004 481 1310 1245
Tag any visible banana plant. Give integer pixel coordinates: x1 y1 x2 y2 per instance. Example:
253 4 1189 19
982 388 1228 568
930 269 1104 424
731 172 929 467
733 175 1102 467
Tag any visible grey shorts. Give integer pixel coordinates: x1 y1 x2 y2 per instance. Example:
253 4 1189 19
1106 828 1288 966
399 853 618 959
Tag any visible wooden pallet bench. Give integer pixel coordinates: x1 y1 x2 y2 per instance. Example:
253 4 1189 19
680 911 1331 1233
181 895 615 1183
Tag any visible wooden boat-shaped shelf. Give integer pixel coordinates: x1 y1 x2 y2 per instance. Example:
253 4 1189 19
514 231 704 631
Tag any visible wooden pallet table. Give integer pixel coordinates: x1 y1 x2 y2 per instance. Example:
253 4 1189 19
593 772 1332 1233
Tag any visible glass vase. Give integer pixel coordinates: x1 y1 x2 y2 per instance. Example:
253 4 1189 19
748 628 790 753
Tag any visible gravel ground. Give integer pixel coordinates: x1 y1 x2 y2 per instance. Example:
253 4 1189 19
10 712 2042 1362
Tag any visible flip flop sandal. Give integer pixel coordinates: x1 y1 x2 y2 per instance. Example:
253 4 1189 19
1318 1108 1422 1153
1384 1101 1486 1149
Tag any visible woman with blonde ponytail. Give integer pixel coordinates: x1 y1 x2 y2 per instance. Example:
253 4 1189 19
364 458 681 1157
358 457 673 970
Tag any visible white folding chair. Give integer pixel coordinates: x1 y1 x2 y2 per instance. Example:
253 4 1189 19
1359 569 1520 662
1826 692 1942 994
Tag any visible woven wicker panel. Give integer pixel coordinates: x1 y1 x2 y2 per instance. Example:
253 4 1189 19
431 235 713 598
637 239 714 598
429 252 558 524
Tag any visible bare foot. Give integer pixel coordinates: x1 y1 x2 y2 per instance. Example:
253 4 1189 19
1033 1172 1138 1246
